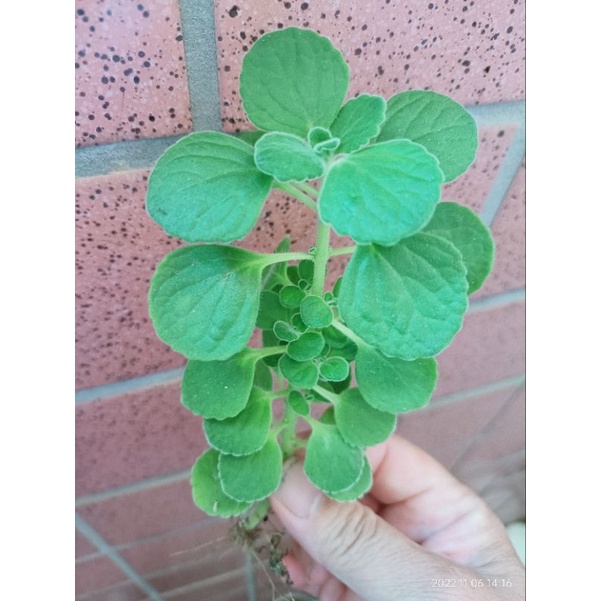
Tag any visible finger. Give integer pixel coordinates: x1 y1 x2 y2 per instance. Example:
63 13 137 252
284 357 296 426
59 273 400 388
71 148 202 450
271 461 461 601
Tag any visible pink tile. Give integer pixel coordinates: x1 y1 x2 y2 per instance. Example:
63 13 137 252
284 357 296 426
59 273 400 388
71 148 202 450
76 582 147 601
167 574 248 601
396 387 514 468
214 1 524 132
75 555 128 595
76 530 98 558
77 479 207 546
120 519 234 574
75 170 185 390
76 382 206 496
75 0 192 147
434 302 525 398
477 161 526 298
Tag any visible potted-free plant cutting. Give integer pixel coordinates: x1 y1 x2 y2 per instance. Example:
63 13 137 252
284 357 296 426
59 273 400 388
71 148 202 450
146 26 494 581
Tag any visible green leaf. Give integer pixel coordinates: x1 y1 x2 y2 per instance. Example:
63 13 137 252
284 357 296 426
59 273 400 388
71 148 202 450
319 140 444 246
304 423 365 493
234 130 265 146
291 312 309 333
149 245 264 360
181 349 257 419
261 235 291 290
335 388 396 447
273 320 300 342
300 295 333 328
218 437 283 502
338 234 469 359
287 331 325 362
330 94 387 153
240 27 349 137
422 202 494 294
190 450 251 517
253 359 273 391
279 285 305 309
328 457 373 502
298 259 315 284
308 126 332 147
254 132 325 182
147 132 272 243
377 90 478 182
355 345 437 413
203 388 272 456
319 356 350 382
262 330 286 368
287 389 310 416
256 291 290 330
279 354 319 389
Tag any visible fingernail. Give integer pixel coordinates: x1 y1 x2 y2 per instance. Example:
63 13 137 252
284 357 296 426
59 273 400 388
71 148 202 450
273 462 322 519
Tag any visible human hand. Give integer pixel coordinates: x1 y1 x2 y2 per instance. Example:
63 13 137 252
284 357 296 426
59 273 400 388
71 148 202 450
270 435 525 601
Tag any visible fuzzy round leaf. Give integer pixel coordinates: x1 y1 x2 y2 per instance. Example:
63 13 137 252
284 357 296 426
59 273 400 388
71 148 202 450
338 234 469 359
279 286 305 309
279 354 319 389
254 132 325 182
300 295 333 328
149 245 263 361
335 388 397 448
203 389 272 456
287 331 326 362
181 350 256 419
378 91 477 182
422 202 495 294
319 356 350 382
329 94 387 154
355 345 437 413
304 423 365 493
327 457 373 502
218 437 283 502
273 320 300 342
291 313 309 333
240 28 349 137
319 140 444 246
190 450 251 517
147 132 272 243
298 260 315 283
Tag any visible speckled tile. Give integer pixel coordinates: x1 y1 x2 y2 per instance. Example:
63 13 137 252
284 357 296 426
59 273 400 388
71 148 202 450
75 170 185 390
396 386 515 469
442 126 516 212
78 479 204 545
214 0 525 132
75 0 193 147
476 161 525 297
76 382 205 496
434 302 525 398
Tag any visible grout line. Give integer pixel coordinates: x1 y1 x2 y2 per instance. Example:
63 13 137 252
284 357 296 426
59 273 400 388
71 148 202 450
76 469 189 507
245 554 258 601
74 100 524 178
476 102 526 227
447 380 525 474
467 288 525 313
75 135 182 178
178 0 223 132
74 287 523 406
161 566 248 598
75 375 524 508
75 513 166 601
430 374 525 409
75 367 184 404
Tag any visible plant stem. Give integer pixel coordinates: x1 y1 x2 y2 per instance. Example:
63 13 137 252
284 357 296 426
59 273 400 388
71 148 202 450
331 319 364 346
313 384 339 404
329 245 357 257
252 346 286 361
259 251 313 268
275 182 318 211
312 220 331 297
294 181 319 198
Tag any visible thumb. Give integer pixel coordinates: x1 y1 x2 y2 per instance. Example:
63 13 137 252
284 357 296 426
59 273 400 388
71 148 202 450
270 462 453 601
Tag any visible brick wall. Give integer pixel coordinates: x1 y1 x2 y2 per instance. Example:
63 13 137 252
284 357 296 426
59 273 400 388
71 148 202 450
75 1 525 599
